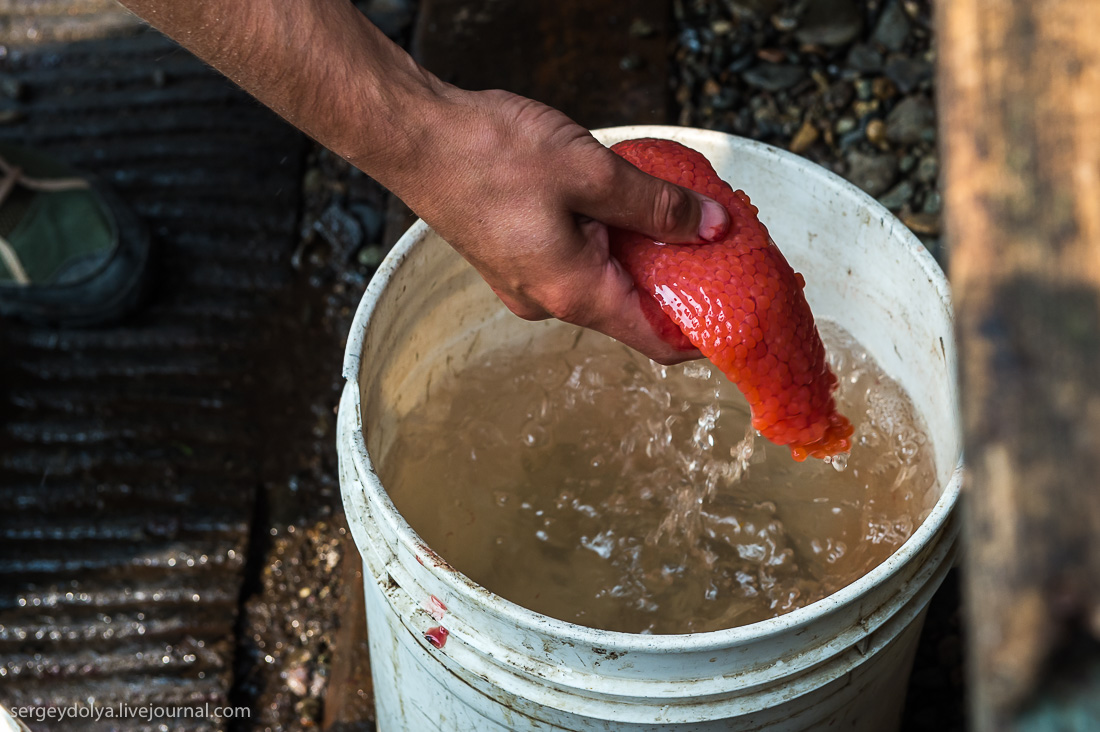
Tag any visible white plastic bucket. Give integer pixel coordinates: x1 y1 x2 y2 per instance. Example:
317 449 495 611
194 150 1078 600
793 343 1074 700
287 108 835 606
337 126 962 731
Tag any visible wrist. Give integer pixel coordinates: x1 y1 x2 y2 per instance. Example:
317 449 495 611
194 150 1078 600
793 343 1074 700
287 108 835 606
334 25 456 192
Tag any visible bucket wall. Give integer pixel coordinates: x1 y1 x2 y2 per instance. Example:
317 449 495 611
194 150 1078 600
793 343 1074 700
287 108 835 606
338 126 962 731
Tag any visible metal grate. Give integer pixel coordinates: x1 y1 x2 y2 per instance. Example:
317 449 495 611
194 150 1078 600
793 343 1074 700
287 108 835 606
0 30 306 729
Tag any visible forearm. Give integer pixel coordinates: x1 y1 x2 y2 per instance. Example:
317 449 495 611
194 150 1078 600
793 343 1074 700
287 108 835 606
117 0 726 364
118 0 443 186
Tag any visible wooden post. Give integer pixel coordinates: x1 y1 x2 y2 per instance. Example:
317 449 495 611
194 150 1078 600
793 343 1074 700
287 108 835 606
937 1 1100 729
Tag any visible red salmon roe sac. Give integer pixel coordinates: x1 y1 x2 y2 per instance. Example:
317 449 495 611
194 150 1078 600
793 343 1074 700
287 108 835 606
610 138 853 461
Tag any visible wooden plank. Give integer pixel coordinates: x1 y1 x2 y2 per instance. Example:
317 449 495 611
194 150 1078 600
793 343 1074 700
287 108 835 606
412 0 671 129
937 1 1100 729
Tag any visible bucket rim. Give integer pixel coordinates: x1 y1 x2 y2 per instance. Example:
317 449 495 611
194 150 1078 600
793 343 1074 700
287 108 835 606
341 125 963 654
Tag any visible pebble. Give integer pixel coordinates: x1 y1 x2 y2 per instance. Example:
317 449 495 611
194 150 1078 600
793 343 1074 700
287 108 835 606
725 0 780 20
303 168 325 197
728 52 756 73
884 56 933 93
679 27 702 53
847 43 884 73
315 203 363 253
284 664 310 697
824 81 855 110
630 18 657 38
855 78 873 101
756 47 787 64
878 180 914 210
915 154 939 184
866 118 889 148
902 211 941 235
711 88 739 110
872 77 897 100
0 75 23 100
846 151 898 196
752 103 788 137
294 697 321 723
836 116 857 134
885 95 936 144
923 190 943 214
872 0 911 52
853 99 880 118
790 118 819 154
349 203 383 243
839 127 866 149
771 13 799 32
356 244 387 269
794 0 863 47
742 63 805 91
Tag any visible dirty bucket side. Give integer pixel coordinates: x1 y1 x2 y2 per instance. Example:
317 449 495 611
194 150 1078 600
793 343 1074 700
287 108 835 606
338 127 962 731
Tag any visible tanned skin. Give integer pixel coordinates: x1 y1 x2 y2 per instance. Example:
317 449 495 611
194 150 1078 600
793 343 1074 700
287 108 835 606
117 0 730 363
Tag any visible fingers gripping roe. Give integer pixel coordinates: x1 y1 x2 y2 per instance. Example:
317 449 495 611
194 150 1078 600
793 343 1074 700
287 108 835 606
609 138 853 461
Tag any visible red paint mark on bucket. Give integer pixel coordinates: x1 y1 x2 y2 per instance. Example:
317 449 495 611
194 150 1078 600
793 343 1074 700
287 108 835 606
425 626 449 648
424 595 447 621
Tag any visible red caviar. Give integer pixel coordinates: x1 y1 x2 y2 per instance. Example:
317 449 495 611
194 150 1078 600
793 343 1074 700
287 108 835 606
610 138 853 461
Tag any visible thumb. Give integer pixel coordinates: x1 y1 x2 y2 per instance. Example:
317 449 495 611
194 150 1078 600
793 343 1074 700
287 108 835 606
577 154 730 244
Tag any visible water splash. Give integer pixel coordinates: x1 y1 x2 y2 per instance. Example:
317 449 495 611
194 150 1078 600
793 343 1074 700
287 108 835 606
383 322 938 634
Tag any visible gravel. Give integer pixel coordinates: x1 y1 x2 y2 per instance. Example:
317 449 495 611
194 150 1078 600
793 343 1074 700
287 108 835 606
672 0 944 262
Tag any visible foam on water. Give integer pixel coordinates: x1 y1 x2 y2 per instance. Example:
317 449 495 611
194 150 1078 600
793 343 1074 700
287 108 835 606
381 322 938 634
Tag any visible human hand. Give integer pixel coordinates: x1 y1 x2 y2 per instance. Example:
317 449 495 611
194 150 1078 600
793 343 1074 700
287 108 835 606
386 89 730 364
110 0 724 362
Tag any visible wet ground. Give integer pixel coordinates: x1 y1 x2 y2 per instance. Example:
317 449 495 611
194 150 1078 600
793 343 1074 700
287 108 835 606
0 0 962 729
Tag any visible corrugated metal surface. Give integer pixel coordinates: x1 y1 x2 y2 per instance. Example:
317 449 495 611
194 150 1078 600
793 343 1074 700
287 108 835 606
0 31 305 729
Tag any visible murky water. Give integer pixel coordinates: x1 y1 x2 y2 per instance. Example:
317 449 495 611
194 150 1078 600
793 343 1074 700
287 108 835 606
381 322 938 634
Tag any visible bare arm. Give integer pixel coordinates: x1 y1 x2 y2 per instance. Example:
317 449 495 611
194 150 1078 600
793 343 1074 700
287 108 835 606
118 0 729 363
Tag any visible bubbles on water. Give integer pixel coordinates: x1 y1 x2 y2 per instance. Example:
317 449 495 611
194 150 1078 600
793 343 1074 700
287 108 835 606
521 421 548 448
898 438 919 462
572 500 598 518
583 368 605 389
691 403 720 451
640 385 672 410
581 531 615 559
810 538 847 564
681 362 713 380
